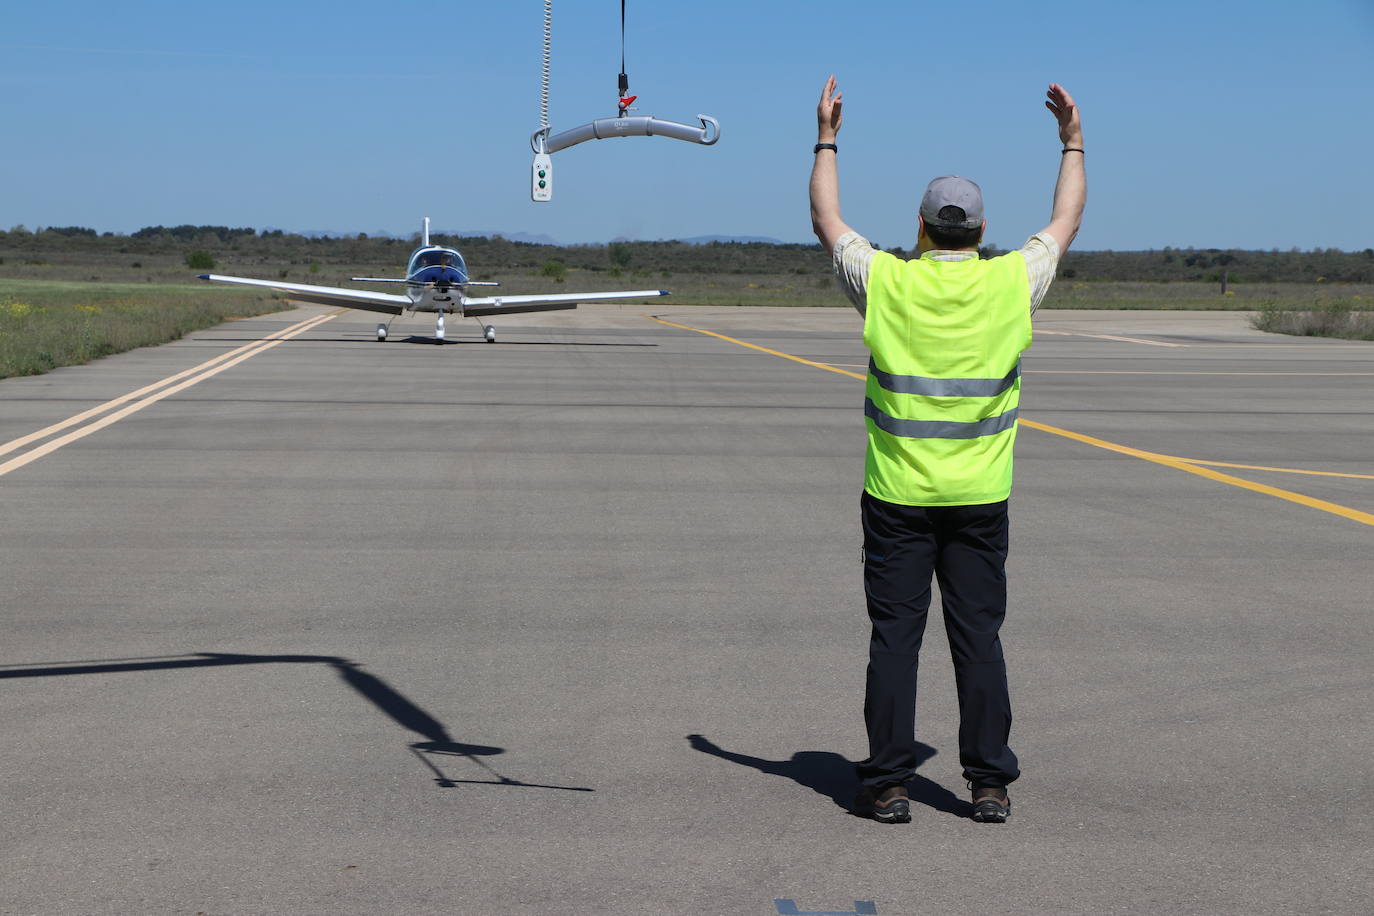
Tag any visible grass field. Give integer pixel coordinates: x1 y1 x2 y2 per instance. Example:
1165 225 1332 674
4 246 1368 310
0 279 282 379
2 267 1370 379
1250 300 1374 339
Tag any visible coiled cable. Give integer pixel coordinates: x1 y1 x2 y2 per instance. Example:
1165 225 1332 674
539 0 552 131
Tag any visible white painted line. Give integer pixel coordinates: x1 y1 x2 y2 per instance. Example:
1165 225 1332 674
1033 328 1188 348
0 312 336 478
0 311 333 460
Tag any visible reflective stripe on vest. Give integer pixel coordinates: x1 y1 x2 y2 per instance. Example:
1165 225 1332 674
868 358 1021 399
864 397 1019 440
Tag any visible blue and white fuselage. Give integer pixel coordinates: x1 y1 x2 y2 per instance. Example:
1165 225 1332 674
403 245 469 312
199 216 668 344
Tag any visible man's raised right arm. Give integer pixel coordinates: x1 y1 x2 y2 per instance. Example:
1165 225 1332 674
1040 83 1086 254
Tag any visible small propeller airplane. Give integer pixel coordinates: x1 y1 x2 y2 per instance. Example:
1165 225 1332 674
199 217 668 343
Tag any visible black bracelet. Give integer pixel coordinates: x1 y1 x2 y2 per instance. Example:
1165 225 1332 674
1062 147 1085 154
814 143 838 154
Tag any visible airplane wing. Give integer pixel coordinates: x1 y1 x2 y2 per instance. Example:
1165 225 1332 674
460 289 668 318
199 274 409 316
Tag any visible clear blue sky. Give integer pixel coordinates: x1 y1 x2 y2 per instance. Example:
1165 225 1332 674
3 0 1371 251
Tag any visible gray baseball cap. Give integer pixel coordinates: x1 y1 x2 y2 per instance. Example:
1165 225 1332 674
920 176 984 229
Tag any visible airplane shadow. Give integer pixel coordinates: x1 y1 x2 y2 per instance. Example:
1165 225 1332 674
686 734 971 818
393 336 658 347
187 336 657 348
0 652 591 792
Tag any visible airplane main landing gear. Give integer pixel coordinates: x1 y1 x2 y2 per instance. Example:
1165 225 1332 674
376 323 388 341
484 325 496 343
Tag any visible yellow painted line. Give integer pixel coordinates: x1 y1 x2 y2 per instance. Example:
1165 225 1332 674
649 316 865 382
1019 419 1374 525
0 311 338 478
1034 328 1187 347
1026 369 1374 377
1144 457 1374 480
1016 417 1374 481
649 315 1374 527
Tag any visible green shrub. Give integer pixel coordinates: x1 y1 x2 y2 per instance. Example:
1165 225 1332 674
185 249 215 270
540 259 567 282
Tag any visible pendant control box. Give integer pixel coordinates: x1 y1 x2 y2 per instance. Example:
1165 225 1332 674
532 153 552 202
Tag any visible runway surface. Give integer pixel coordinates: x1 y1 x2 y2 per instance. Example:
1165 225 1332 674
2 304 1370 915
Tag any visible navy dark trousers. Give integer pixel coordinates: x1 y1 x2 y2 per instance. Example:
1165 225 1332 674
858 491 1020 790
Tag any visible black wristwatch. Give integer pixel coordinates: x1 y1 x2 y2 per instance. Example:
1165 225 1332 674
814 143 838 154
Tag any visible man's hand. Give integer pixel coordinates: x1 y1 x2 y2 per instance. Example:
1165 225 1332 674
817 75 843 143
1044 83 1082 147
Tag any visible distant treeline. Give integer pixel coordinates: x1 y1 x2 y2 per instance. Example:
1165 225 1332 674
4 225 1372 283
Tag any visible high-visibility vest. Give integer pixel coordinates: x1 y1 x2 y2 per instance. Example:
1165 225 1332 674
863 250 1033 507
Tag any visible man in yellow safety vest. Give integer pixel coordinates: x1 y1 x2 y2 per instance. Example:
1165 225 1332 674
809 76 1086 824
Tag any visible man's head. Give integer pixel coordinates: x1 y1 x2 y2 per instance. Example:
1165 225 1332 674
918 175 985 251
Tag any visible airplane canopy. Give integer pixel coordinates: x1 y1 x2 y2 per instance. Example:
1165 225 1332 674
407 247 467 278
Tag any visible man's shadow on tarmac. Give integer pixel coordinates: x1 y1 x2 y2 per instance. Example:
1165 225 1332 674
687 734 971 818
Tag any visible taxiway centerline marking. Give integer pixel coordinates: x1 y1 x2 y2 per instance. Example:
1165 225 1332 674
0 311 337 479
648 316 1374 527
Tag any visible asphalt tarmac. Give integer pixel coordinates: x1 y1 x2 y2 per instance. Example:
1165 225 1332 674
2 304 1370 915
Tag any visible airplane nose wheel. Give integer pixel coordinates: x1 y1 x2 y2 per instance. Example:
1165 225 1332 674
484 325 496 343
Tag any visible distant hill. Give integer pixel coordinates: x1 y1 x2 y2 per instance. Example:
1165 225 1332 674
448 230 563 246
249 227 788 246
608 234 787 245
261 227 564 245
676 234 787 246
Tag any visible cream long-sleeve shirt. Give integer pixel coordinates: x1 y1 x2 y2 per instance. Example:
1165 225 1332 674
832 231 1061 317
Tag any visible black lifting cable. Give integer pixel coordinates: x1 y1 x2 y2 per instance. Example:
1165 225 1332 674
617 0 632 117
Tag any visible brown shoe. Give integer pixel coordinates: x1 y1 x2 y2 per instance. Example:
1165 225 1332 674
970 786 1010 823
854 785 911 823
